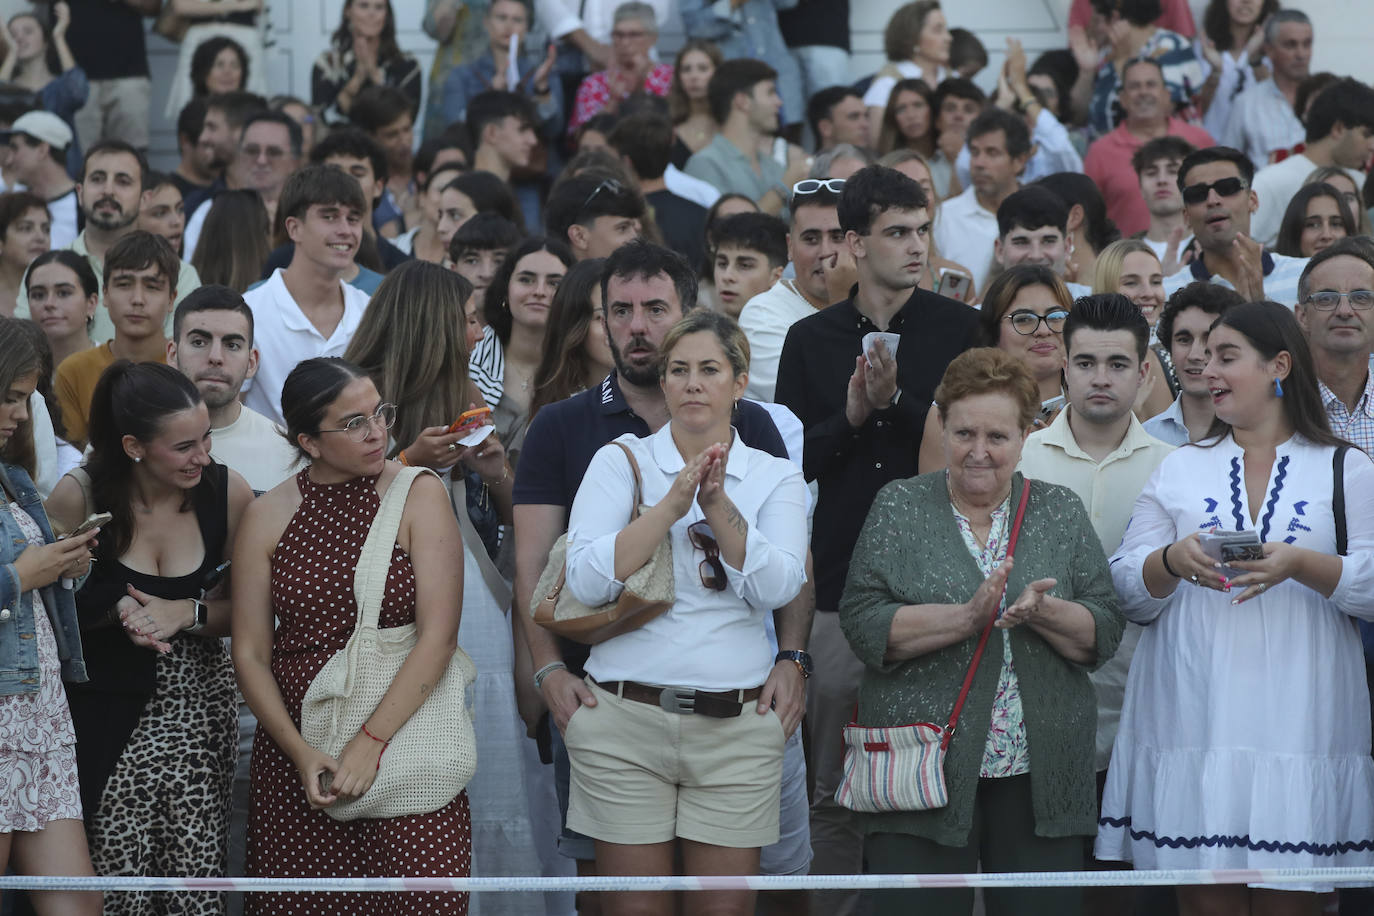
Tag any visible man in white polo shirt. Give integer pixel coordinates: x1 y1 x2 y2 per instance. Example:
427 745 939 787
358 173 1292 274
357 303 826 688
244 164 370 426
1017 294 1174 912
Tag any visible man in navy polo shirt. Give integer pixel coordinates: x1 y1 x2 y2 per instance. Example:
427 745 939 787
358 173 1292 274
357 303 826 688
513 240 816 902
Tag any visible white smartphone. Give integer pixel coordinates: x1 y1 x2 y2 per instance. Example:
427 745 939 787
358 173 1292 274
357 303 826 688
938 268 974 303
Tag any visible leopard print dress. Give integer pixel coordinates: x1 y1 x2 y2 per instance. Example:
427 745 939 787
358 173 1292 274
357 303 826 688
66 463 236 916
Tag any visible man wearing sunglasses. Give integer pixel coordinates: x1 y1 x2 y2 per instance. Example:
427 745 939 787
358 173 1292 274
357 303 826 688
1162 146 1308 309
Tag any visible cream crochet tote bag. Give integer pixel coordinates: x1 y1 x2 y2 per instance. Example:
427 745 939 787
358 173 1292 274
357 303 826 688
301 466 478 821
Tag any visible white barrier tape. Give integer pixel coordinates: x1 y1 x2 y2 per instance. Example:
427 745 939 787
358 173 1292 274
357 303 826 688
3 869 1374 893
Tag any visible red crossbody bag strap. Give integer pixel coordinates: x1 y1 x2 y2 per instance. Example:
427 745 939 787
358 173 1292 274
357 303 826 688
940 480 1031 751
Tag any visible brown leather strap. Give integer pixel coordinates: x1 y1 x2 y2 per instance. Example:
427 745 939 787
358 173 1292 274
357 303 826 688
609 441 643 520
595 679 764 718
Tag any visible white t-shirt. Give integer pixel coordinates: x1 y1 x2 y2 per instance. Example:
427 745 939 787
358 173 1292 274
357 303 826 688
47 189 78 250
738 278 819 403
210 404 299 494
242 268 370 426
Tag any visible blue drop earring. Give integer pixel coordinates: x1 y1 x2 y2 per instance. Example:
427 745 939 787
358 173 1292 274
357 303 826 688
1274 377 1284 398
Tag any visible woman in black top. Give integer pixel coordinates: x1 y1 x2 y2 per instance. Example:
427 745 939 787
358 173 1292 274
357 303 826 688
48 361 253 916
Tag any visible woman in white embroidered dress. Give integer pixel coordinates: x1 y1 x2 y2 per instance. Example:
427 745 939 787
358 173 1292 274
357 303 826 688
1098 301 1374 915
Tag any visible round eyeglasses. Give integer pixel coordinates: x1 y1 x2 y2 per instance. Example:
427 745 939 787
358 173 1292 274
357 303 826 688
1004 308 1069 335
318 403 397 441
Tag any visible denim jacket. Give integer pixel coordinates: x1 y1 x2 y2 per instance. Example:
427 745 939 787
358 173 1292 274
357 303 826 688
0 461 86 695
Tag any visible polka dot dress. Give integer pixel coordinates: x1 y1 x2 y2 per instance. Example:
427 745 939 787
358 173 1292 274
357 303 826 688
246 471 471 915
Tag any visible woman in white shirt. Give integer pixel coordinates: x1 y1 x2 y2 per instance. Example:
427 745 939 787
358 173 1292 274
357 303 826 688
563 309 807 916
1099 301 1374 912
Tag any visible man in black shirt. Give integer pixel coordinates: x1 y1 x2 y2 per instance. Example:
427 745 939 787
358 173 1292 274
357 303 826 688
775 164 978 912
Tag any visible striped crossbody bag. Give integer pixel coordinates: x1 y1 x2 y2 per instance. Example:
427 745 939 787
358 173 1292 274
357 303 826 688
835 481 1031 813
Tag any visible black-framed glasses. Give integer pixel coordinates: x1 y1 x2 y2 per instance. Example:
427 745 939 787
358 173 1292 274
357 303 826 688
1181 176 1247 205
687 521 727 592
318 403 397 441
1004 308 1069 335
793 178 845 196
581 178 625 214
1306 290 1374 310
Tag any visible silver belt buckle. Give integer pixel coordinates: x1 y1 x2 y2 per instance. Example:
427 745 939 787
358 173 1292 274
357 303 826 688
659 686 696 714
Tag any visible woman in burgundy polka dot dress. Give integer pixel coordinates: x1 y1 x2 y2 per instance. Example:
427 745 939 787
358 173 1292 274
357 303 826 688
231 358 471 915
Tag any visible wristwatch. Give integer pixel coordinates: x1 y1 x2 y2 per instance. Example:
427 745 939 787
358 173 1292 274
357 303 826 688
775 649 813 679
185 598 208 634
888 386 903 408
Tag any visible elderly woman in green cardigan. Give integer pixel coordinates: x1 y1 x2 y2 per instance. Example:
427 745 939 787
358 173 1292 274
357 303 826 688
839 347 1124 916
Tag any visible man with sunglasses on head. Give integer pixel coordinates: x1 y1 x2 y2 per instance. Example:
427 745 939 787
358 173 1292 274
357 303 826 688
1162 146 1308 308
740 178 848 402
545 171 645 261
774 165 978 913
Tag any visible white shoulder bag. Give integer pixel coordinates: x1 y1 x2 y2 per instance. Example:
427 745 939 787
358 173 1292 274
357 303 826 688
301 466 478 821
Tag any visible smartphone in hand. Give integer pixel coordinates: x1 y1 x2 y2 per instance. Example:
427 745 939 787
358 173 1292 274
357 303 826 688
449 406 492 435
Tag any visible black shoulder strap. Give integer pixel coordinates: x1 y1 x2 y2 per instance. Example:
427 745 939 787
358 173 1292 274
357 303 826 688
1334 445 1350 557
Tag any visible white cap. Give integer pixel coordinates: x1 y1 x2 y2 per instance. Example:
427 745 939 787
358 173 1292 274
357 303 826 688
7 111 72 150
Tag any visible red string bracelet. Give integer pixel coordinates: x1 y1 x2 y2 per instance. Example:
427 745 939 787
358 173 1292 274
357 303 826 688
360 723 390 770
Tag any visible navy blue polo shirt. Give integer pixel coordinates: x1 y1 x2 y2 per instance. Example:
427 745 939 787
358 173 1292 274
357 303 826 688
514 372 788 673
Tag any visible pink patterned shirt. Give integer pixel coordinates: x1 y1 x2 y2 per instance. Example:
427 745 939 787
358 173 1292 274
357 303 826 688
568 63 674 135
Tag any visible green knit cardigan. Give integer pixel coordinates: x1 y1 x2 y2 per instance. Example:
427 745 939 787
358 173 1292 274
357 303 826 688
838 472 1124 847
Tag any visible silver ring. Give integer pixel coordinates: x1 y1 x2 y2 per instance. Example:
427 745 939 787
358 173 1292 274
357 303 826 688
1190 574 1199 584
1258 582 1267 592
447 443 458 453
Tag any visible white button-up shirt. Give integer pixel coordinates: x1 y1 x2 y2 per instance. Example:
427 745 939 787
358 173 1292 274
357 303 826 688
566 425 808 690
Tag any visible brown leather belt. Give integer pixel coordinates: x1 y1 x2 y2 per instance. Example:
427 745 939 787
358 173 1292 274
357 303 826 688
594 679 764 718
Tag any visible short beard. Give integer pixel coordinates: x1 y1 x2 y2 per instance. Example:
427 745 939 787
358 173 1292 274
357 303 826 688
85 207 137 233
609 334 660 388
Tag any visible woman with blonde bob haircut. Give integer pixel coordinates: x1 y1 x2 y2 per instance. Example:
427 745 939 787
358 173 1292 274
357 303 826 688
1092 239 1178 416
563 308 807 916
842 347 1122 916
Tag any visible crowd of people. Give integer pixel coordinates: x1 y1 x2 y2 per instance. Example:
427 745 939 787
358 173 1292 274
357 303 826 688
0 0 1373 915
